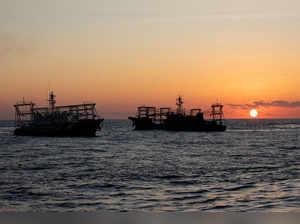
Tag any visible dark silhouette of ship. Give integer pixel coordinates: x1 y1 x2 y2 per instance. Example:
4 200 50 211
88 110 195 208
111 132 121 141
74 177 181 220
129 96 226 132
13 91 104 137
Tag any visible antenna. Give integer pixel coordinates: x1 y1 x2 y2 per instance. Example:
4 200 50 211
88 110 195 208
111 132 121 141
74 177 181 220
48 91 56 112
176 95 184 114
47 80 51 104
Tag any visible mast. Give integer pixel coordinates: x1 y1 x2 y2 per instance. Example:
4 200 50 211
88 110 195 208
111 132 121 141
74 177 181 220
210 103 224 124
48 91 56 112
176 96 184 114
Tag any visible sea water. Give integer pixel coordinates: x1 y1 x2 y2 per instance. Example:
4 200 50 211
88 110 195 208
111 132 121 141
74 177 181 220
0 119 300 212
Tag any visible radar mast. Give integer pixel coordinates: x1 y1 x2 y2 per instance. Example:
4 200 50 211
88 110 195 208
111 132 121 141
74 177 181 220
48 91 56 112
176 96 184 114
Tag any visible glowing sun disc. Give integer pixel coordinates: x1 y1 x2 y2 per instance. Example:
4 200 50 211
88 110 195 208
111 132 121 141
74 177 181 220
250 109 258 118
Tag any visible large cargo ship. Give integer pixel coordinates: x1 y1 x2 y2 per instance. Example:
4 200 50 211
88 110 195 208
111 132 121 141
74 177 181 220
129 96 226 132
14 91 104 137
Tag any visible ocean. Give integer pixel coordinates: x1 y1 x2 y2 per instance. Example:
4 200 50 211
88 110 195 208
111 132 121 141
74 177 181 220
1 119 300 212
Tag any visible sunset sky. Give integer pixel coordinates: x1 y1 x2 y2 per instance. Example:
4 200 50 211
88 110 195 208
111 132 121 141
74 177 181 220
1 0 300 119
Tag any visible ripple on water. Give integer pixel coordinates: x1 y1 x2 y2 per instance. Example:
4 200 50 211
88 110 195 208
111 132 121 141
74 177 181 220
1 119 300 211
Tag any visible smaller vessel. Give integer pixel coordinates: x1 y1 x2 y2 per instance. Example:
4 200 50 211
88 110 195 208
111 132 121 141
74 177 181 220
14 91 104 137
129 96 226 132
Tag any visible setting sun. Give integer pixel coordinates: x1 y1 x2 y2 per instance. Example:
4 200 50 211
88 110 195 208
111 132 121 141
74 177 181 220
250 109 258 118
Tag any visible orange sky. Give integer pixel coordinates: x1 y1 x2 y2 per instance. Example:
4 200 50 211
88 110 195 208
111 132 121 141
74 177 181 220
1 0 300 119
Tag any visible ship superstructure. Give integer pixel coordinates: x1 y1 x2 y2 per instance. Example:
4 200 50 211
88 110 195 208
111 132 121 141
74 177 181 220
129 96 226 132
14 91 103 136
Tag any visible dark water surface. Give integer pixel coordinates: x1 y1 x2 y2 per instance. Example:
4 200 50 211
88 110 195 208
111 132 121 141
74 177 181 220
1 119 300 212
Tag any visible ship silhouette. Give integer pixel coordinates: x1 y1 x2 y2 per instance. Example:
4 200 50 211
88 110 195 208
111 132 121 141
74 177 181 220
14 91 103 136
129 96 226 132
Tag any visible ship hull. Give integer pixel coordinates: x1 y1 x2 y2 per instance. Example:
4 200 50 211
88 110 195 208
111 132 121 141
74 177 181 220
14 119 104 137
128 117 161 130
163 119 226 132
129 117 226 132
163 124 226 132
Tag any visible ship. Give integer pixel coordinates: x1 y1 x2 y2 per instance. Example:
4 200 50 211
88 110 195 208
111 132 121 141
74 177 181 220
13 91 104 137
129 96 226 132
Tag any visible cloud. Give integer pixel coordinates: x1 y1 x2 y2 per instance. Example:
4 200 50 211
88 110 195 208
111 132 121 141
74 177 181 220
228 100 300 109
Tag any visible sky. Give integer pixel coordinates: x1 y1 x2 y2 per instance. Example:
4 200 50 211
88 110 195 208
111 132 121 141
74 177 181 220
1 0 300 119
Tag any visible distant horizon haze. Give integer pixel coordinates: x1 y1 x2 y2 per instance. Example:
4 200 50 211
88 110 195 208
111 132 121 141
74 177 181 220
1 94 300 120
